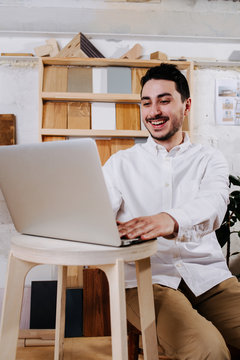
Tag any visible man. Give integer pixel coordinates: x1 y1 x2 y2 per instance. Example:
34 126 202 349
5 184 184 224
103 63 240 359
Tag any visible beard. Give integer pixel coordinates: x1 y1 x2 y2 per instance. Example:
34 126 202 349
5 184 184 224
145 113 184 142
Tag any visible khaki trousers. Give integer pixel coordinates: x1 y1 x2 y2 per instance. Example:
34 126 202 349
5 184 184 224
126 277 240 360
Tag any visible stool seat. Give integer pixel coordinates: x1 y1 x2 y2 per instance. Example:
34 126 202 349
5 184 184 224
0 234 159 360
11 234 157 265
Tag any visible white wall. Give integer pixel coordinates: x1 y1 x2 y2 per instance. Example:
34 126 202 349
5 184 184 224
1 30 240 324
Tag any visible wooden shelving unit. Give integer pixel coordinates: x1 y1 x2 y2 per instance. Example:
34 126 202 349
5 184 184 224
37 57 194 339
39 57 193 163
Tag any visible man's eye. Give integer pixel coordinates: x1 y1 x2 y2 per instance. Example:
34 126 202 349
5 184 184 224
142 102 150 106
160 100 170 104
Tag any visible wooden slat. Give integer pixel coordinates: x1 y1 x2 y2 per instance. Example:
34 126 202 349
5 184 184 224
42 102 68 129
41 57 193 71
95 138 135 165
68 102 91 129
131 68 148 94
116 104 141 130
40 128 148 138
19 329 55 340
42 92 140 103
95 140 112 165
83 268 111 337
42 102 67 142
0 114 16 145
43 66 68 92
110 138 135 155
42 136 66 142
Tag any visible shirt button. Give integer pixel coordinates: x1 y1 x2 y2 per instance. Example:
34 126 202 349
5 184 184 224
176 263 182 268
165 183 169 187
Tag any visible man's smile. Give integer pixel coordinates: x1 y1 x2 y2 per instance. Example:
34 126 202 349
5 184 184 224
146 116 169 128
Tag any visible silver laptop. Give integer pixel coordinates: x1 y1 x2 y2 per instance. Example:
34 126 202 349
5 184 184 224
0 139 143 247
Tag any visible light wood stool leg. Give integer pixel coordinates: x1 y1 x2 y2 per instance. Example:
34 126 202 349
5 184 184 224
54 265 67 360
100 259 128 360
0 253 35 360
135 257 158 360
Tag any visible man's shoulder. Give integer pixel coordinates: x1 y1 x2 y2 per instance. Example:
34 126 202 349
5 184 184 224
190 142 227 164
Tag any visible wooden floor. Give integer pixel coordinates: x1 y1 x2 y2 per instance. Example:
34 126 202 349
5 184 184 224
16 337 144 360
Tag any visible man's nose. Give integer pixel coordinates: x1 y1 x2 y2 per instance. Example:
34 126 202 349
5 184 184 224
149 103 162 118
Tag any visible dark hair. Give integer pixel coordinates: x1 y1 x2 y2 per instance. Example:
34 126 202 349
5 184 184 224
141 63 190 102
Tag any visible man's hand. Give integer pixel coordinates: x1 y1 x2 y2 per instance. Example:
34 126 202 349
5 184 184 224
117 212 179 240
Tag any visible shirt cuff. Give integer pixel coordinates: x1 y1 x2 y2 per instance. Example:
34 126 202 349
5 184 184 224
165 208 192 242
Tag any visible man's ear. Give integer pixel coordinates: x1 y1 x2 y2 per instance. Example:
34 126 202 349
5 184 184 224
184 98 191 115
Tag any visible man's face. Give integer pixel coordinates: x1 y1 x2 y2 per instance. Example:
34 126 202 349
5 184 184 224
141 79 190 147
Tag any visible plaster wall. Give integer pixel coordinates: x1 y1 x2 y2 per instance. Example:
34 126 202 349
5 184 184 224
0 0 240 39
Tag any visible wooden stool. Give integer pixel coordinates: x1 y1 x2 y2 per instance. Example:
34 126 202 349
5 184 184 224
0 234 158 360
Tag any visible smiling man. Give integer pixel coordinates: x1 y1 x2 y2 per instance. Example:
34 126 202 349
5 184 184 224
103 64 240 359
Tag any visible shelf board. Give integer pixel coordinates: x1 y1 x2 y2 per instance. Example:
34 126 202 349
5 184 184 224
42 92 141 103
40 129 148 138
194 60 240 68
41 57 192 70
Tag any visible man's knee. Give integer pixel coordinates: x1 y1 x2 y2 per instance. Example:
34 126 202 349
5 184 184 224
158 324 230 360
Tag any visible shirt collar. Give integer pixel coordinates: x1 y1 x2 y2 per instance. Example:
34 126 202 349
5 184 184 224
144 132 191 157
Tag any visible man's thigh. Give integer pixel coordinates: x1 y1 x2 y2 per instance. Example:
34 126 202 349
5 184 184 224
196 277 240 350
126 284 230 360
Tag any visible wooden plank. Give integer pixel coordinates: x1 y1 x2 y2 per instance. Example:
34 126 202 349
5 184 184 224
1 53 34 57
46 39 60 57
19 329 55 340
116 104 141 130
42 102 68 129
42 102 67 142
16 337 113 358
0 114 16 145
34 44 52 57
40 129 148 137
95 140 112 165
110 138 135 155
83 268 111 337
68 102 91 129
42 136 66 142
42 92 140 103
131 68 148 94
95 139 135 165
43 66 68 92
41 57 192 71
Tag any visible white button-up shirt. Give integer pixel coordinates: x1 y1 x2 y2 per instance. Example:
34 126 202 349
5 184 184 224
103 133 233 296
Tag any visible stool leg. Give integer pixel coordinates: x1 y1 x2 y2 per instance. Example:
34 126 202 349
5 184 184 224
0 253 35 360
135 258 158 360
54 265 67 360
99 259 128 360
